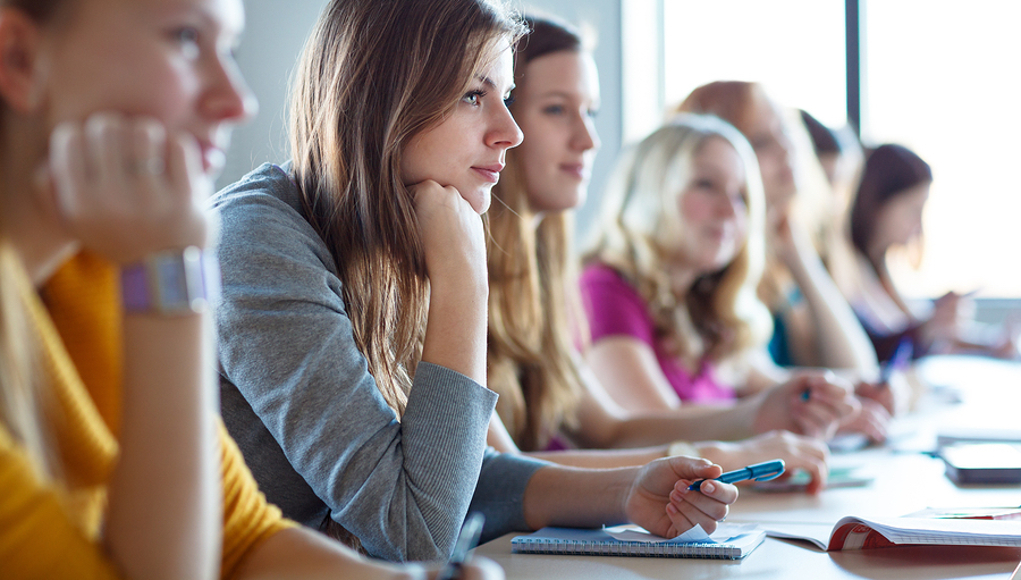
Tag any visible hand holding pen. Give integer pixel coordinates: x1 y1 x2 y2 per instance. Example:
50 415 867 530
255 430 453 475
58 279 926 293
688 460 786 491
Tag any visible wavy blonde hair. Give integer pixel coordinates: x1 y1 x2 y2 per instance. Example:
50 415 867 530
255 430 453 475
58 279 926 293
485 15 588 452
289 0 525 416
585 115 773 367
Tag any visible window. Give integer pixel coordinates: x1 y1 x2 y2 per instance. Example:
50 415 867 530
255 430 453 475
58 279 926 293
863 1 1021 298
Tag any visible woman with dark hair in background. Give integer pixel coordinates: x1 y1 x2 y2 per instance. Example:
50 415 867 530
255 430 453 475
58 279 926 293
839 143 1017 362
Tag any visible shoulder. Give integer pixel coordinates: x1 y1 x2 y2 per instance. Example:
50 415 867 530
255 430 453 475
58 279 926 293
580 262 644 304
211 163 337 277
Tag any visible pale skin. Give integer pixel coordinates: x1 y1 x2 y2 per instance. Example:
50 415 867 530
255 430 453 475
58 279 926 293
0 0 498 577
486 50 847 494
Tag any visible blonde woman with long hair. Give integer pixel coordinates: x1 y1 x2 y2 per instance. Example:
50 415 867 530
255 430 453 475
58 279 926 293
0 0 504 578
213 0 738 564
484 16 856 494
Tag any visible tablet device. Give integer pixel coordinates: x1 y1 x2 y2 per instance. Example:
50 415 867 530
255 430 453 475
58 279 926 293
941 443 1021 485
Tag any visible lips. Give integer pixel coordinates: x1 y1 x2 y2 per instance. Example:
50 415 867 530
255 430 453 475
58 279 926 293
559 162 587 180
472 163 504 183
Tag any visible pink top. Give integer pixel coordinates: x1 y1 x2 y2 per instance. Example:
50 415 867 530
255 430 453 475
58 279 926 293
579 263 735 404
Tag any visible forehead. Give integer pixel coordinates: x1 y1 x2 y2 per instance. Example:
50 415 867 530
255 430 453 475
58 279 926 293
476 38 515 88
66 0 244 34
694 136 741 168
520 50 599 99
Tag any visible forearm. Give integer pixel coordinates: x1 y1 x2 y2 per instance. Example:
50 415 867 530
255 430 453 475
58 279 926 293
422 280 488 385
522 465 634 529
104 312 219 580
523 447 667 469
786 245 878 374
234 527 424 580
592 402 759 449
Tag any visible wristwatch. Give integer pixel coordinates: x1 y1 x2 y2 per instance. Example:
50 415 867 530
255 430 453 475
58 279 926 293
121 246 216 315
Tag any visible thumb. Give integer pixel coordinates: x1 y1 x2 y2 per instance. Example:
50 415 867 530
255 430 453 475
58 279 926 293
669 455 721 479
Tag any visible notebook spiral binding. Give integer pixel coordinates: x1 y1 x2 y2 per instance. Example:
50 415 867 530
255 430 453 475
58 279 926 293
510 538 740 559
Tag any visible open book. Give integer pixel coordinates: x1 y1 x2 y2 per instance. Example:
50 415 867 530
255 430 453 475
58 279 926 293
511 523 765 559
765 515 1021 551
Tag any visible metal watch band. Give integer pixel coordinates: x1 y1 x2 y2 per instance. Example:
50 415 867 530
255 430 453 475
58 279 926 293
121 247 216 315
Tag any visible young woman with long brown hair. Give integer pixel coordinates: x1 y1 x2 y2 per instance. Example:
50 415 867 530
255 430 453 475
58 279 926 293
213 0 738 564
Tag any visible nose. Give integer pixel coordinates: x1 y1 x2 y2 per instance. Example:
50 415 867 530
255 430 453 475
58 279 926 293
717 194 740 219
204 54 258 125
571 113 600 152
487 102 523 150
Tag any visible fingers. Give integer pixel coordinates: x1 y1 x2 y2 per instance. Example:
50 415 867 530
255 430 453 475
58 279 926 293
46 112 210 263
665 479 737 538
795 374 860 438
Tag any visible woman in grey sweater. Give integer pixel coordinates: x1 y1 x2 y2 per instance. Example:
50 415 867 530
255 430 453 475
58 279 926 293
212 0 737 563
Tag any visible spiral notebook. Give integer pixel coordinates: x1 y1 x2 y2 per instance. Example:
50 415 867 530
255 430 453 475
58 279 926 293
510 523 765 559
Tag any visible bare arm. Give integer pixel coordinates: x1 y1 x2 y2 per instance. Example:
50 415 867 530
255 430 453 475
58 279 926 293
235 527 502 580
776 221 878 375
49 115 219 580
521 457 737 538
414 181 489 384
585 336 684 412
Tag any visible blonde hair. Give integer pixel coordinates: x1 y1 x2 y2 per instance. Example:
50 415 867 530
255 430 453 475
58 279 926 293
485 15 589 451
0 0 67 481
288 0 525 416
585 115 773 367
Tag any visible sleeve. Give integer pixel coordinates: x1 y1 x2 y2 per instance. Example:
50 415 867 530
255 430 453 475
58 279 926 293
217 420 295 580
213 180 499 562
579 265 656 344
469 448 549 544
0 426 122 580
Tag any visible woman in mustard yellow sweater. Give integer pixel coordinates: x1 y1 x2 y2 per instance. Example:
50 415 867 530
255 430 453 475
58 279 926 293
0 0 498 578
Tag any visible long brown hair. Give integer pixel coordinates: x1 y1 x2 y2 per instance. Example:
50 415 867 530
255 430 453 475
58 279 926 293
288 0 525 416
486 15 588 451
585 116 772 369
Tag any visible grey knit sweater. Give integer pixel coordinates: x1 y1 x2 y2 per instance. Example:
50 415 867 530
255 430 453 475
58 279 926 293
211 163 547 562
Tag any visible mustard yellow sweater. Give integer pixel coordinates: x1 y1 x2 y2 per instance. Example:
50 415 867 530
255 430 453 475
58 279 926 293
0 252 293 579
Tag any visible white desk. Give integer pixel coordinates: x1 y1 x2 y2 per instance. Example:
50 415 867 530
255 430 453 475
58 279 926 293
476 356 1021 579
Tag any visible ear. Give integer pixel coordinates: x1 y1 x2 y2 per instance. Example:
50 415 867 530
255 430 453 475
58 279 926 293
0 7 44 113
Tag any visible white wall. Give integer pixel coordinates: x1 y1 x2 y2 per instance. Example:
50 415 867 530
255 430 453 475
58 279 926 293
225 0 624 239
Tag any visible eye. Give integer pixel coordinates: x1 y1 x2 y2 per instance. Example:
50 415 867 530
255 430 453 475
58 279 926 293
503 93 516 107
463 90 486 106
543 104 565 115
170 26 201 58
587 108 600 119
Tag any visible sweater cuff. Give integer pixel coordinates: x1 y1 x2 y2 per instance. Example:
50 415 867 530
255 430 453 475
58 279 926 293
470 448 550 544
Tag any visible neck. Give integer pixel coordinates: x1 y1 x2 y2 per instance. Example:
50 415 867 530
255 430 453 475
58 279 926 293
1 114 78 286
665 259 700 299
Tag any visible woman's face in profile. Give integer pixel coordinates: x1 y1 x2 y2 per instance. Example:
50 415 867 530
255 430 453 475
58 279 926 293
743 97 795 223
663 136 749 274
36 0 255 177
400 40 523 214
511 49 601 213
874 182 930 251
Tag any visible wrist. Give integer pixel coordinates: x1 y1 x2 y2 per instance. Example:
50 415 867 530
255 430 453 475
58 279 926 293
121 247 219 316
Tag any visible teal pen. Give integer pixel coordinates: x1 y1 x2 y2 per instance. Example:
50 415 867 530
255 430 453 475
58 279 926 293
688 459 786 491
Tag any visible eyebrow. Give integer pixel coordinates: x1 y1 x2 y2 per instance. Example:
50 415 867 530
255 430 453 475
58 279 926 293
476 75 515 94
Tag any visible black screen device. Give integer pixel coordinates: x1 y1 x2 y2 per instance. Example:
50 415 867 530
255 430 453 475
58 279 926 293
941 443 1021 485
